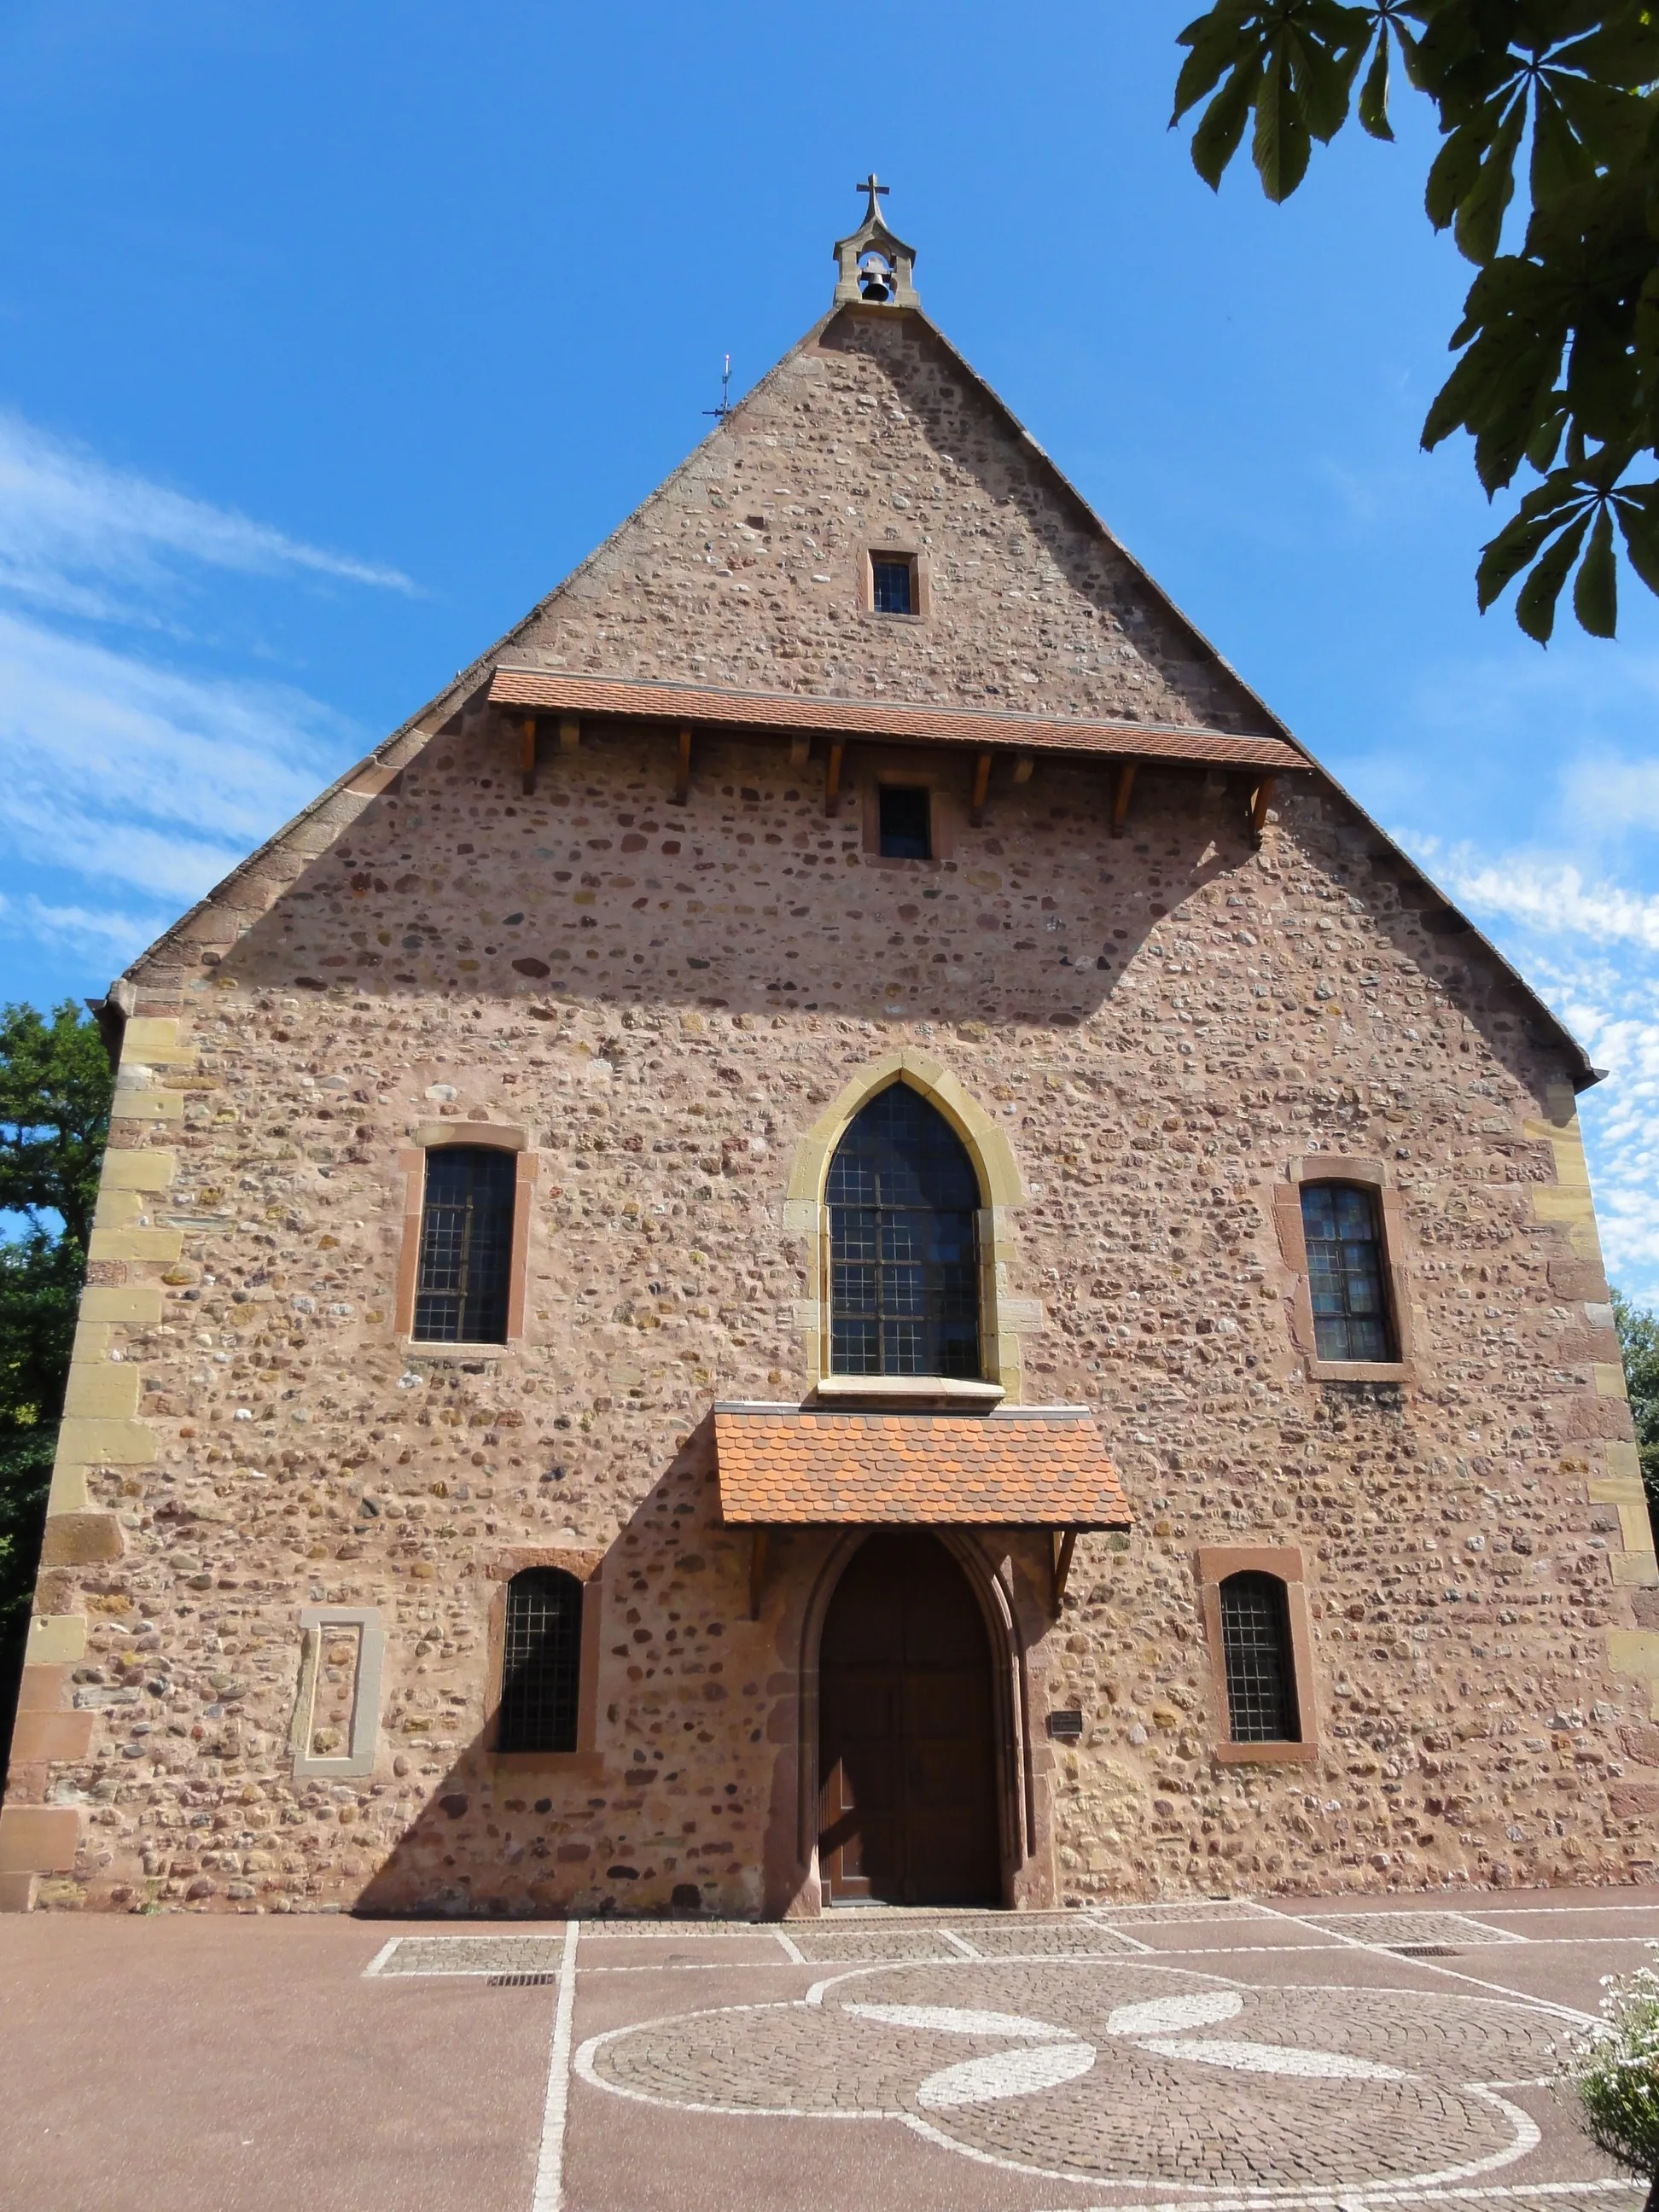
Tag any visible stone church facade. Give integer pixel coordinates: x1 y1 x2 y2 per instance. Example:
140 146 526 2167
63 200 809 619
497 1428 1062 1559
3 191 1656 1918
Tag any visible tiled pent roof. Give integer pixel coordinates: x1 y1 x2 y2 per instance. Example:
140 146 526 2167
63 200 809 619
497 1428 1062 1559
713 1405 1132 1528
486 667 1302 771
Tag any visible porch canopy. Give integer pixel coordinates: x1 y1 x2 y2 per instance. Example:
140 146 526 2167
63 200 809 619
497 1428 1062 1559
713 1403 1132 1615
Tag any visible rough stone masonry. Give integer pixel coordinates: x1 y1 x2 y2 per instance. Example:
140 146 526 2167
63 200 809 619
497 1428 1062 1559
3 207 1656 1920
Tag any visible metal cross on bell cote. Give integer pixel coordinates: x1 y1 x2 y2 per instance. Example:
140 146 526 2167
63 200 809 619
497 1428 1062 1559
832 174 920 310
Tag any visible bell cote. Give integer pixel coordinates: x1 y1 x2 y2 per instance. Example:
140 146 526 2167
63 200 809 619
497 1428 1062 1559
833 174 921 309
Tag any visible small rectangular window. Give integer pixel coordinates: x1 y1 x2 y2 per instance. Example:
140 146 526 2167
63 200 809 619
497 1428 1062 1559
878 785 931 859
413 1145 515 1344
499 1569 583 1753
1219 1574 1299 1743
871 556 914 615
1301 1180 1394 1362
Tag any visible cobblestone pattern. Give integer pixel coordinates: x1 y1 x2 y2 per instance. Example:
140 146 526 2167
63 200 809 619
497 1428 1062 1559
375 1934 570 1975
960 1918 1144 1955
1306 1911 1525 1947
586 1959 1567 2190
14 306 1653 1920
782 1925 966 1963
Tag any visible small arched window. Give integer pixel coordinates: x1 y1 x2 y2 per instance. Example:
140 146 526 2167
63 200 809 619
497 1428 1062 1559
498 1569 583 1754
1219 1573 1299 1743
413 1145 515 1344
1300 1180 1394 1363
826 1083 981 1379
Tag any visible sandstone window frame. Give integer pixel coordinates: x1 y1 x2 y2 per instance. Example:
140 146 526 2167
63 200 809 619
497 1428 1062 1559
1272 1155 1415 1385
858 757 958 868
393 1122 536 1353
1195 1546 1318 1767
784 1051 1029 1405
483 1547 604 1777
860 545 929 620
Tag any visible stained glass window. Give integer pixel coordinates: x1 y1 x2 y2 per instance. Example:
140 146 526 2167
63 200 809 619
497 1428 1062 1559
827 1084 981 1378
1219 1573 1298 1743
412 1145 515 1345
1301 1180 1394 1363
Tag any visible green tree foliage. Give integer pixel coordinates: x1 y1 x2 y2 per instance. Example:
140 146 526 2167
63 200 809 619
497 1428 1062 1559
1169 3 1659 642
0 1002 113 1789
1615 1288 1659 1545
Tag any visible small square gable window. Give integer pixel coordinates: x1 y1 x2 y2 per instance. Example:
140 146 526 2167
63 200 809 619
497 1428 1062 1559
871 556 915 615
878 785 932 859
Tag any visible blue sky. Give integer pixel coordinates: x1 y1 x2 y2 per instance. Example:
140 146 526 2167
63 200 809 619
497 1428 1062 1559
3 3 1659 1299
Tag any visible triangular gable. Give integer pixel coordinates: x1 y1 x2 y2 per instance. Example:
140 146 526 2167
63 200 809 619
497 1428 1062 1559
103 298 1596 1087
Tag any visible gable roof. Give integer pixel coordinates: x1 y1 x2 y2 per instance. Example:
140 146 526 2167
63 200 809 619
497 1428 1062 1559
105 293 1598 1089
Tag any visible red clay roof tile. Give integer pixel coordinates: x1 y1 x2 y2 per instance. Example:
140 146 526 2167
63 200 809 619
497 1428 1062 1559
487 667 1301 773
713 1406 1131 1528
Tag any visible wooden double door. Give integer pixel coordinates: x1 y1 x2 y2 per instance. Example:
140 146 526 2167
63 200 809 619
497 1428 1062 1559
818 1532 1000 1906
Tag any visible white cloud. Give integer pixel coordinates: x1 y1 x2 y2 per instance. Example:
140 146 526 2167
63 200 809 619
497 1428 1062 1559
0 409 410 983
21 896 174 963
1420 846 1659 953
0 608 363 969
0 409 415 624
1394 834 1659 1307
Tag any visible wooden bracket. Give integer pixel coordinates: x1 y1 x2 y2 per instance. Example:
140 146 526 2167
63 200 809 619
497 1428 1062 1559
969 749 992 827
824 739 844 817
1110 760 1138 838
1011 753 1033 787
1249 776 1275 841
789 734 811 769
672 726 693 806
520 717 538 797
748 1528 770 1621
1051 1528 1078 1619
558 713 580 754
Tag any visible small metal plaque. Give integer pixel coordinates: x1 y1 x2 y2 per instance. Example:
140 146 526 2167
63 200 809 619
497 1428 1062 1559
1046 1709 1084 1741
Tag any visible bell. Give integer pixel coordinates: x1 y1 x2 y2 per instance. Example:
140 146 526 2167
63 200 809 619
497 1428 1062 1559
859 266 893 303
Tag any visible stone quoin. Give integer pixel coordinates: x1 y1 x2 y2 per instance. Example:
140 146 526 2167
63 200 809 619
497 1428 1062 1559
3 184 1656 1920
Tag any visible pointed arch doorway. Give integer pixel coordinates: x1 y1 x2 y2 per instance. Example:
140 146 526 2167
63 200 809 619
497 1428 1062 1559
817 1531 1000 1906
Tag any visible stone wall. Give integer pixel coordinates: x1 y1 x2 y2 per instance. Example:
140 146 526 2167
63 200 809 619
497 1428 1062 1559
4 705 1656 1916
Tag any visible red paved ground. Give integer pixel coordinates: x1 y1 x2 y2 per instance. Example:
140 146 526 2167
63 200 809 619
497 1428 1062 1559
3 1889 1656 2212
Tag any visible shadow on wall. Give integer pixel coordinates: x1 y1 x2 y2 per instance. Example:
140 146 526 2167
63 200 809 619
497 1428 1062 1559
190 719 1568 1108
212 732 1250 1033
352 1423 796 1921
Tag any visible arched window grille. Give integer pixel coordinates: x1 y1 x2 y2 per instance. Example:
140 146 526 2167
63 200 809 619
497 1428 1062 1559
1218 1573 1299 1743
498 1569 583 1754
412 1145 515 1345
1301 1180 1394 1362
826 1084 981 1379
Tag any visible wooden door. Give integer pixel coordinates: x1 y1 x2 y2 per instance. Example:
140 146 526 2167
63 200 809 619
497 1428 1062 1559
818 1532 999 1906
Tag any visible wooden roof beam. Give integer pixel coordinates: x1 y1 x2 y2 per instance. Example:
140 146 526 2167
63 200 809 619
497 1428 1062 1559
969 749 992 827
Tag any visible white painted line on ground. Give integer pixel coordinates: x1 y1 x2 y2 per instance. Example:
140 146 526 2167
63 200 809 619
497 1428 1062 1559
531 1919 581 2212
1249 1900 1599 2027
940 1927 984 1958
1091 1918 1155 1953
361 1936 401 1977
774 1929 806 1964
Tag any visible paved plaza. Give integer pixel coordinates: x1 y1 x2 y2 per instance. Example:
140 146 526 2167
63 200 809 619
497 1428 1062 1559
4 1890 1659 2212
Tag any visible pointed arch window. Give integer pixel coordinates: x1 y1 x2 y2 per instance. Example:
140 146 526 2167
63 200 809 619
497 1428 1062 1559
826 1084 982 1378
